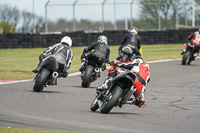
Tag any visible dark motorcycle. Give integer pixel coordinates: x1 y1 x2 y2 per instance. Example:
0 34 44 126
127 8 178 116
33 54 65 92
181 43 196 65
119 44 137 62
90 70 135 114
80 53 105 88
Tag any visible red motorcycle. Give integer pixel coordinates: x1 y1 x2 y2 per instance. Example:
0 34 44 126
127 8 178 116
181 43 196 65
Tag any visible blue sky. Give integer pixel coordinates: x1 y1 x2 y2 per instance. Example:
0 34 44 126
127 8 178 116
0 0 139 22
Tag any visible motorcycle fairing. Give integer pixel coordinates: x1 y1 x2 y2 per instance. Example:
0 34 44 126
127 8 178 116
41 55 58 71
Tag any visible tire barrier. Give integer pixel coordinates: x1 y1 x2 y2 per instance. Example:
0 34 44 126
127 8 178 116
0 29 198 48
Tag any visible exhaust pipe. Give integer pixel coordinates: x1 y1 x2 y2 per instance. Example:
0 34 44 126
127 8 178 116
95 68 102 73
52 72 58 78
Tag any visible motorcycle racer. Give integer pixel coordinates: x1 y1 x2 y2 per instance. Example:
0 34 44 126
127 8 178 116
117 27 142 61
79 35 110 71
182 31 200 58
98 56 150 108
32 36 73 78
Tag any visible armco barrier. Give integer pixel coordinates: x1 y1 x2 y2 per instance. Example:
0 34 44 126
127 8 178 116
0 29 198 49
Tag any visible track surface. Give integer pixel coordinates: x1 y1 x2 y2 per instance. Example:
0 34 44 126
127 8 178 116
0 59 200 133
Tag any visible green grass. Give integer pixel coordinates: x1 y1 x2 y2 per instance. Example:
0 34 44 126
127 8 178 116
0 127 98 133
142 44 183 61
0 44 183 80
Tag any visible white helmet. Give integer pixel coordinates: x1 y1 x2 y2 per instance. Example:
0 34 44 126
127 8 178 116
60 36 72 47
98 35 108 44
130 27 138 34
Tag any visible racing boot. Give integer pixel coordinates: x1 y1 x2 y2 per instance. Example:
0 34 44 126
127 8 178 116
97 78 112 91
127 91 146 108
134 99 146 108
32 54 46 73
62 70 68 78
79 58 86 71
32 62 42 73
127 98 146 108
97 83 108 91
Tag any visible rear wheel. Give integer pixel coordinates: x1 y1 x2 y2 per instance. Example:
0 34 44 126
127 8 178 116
90 97 99 112
81 65 94 88
100 86 123 114
182 51 192 65
33 68 50 92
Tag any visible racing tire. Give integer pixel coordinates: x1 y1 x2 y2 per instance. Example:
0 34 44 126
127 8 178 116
182 51 192 65
33 68 50 92
100 86 123 114
81 65 94 88
90 97 99 112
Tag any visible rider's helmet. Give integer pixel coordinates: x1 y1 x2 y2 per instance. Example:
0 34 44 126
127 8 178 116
61 36 72 47
194 31 200 36
98 35 108 44
130 27 138 34
131 56 145 63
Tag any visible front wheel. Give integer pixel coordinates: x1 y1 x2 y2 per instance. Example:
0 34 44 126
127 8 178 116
182 51 192 65
81 65 94 88
33 68 50 92
100 86 123 114
90 97 99 112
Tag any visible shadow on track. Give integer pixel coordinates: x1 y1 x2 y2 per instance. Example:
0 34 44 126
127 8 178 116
26 90 63 93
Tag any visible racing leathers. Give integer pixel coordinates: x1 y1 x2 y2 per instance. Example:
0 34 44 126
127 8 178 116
79 41 110 71
32 42 73 77
118 33 141 60
182 31 200 58
188 31 200 57
98 59 150 108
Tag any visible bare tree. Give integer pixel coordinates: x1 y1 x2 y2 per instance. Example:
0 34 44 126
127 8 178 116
195 0 200 26
21 10 33 33
0 4 20 29
35 16 44 32
138 0 183 30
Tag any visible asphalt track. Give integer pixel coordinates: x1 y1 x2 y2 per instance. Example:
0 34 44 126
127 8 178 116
0 59 200 133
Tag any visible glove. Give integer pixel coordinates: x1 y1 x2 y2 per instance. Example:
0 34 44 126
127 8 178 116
110 60 118 67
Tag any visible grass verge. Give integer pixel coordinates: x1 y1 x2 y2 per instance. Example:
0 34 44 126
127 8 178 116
0 44 183 80
0 127 98 133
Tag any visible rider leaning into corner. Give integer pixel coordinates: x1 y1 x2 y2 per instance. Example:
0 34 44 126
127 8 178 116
97 56 150 108
182 30 200 58
32 36 73 78
117 27 142 60
79 35 110 71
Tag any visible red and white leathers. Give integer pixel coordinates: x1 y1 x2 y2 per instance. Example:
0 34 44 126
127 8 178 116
186 31 200 56
188 31 200 46
110 58 150 107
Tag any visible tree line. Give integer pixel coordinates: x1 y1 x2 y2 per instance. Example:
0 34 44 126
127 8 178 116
0 4 43 33
0 0 199 33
